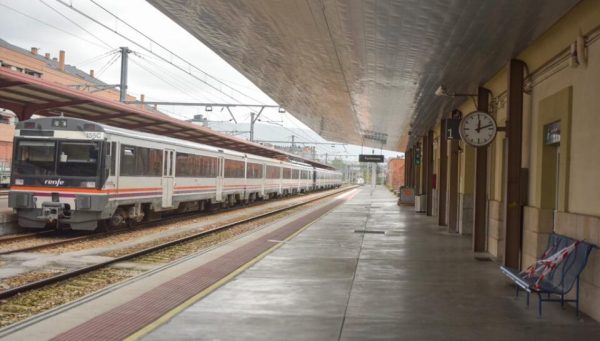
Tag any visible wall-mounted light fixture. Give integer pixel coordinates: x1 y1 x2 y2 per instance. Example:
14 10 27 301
435 85 476 98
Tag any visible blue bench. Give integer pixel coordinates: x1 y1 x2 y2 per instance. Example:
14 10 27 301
500 233 596 317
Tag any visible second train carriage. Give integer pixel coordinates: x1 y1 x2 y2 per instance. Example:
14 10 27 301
8 117 342 231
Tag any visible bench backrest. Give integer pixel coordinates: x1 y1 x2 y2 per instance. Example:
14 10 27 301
543 234 594 293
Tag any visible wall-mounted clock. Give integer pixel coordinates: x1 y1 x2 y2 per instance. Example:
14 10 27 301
459 111 497 147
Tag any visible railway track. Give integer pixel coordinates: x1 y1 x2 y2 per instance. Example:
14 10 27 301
0 230 54 243
0 186 355 301
0 233 92 256
0 189 341 255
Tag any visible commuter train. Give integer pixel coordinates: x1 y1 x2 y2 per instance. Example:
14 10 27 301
8 117 342 231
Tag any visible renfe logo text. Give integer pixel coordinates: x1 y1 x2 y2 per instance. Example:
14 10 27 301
44 179 65 186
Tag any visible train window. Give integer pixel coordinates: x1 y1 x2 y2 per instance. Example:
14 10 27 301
175 153 218 178
246 163 262 179
110 142 116 176
149 149 163 176
266 165 280 179
224 159 244 178
120 145 162 177
14 140 56 176
56 141 99 177
292 169 299 179
136 148 149 176
120 146 136 176
282 168 291 179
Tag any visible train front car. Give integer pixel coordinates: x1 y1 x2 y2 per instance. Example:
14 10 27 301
9 117 110 230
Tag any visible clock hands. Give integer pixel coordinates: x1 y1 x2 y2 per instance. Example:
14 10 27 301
479 124 494 131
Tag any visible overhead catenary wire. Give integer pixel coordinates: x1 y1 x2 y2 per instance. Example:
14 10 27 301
53 0 251 104
129 56 207 103
38 0 113 49
133 52 230 103
0 2 107 49
88 0 265 105
76 48 119 66
95 52 120 77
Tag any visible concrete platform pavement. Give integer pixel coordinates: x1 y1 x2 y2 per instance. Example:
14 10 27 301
143 185 600 341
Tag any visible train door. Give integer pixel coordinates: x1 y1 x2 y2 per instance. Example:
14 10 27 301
260 164 265 197
216 156 224 201
106 141 119 192
114 142 120 193
278 166 283 195
162 149 175 208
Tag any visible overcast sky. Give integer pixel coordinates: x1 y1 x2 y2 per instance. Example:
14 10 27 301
0 0 401 161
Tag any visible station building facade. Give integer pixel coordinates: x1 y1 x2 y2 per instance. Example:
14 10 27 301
405 0 600 321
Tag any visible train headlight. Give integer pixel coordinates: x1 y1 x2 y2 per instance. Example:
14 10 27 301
15 179 24 185
80 181 96 188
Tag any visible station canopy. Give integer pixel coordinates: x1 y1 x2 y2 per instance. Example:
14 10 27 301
148 0 579 151
0 68 333 170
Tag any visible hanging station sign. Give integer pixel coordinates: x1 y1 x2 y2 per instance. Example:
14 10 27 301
359 154 384 163
444 118 461 140
544 121 561 145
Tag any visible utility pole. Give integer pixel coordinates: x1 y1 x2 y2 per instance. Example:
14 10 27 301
249 106 265 142
291 135 295 149
325 153 328 164
119 47 131 102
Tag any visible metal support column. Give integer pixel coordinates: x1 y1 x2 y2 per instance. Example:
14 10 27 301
406 148 412 187
449 138 459 233
439 119 448 226
119 47 131 103
421 136 428 196
404 149 410 188
473 87 490 252
504 59 525 269
426 130 434 216
415 143 422 194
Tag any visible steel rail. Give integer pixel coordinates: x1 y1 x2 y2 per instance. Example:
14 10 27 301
0 186 355 300
0 230 55 243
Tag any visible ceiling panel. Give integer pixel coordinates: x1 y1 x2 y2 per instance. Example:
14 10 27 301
149 0 580 151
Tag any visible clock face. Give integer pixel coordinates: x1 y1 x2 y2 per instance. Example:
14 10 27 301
459 111 497 147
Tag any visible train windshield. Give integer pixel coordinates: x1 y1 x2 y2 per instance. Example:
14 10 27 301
14 140 100 178
15 140 56 175
57 142 99 177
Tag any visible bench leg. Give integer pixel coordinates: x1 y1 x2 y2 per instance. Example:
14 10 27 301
515 286 519 298
538 293 543 318
576 277 580 317
526 292 530 307
560 293 565 308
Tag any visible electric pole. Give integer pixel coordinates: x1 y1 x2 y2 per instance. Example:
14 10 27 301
249 106 265 142
119 47 131 102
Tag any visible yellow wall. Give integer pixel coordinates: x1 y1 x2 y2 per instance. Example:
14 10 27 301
452 0 600 320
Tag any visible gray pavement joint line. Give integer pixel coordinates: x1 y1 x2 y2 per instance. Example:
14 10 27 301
0 189 351 338
337 194 370 341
